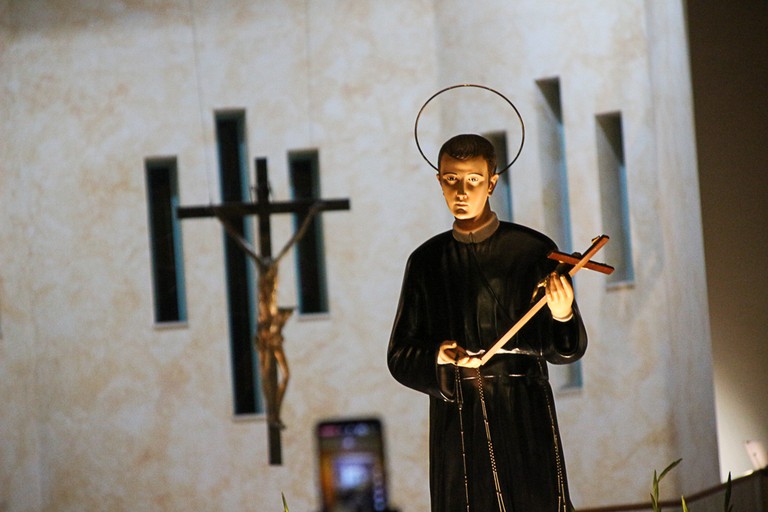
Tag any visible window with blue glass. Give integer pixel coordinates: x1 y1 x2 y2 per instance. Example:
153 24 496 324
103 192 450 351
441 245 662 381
215 111 261 415
596 112 634 285
145 158 187 324
288 150 329 314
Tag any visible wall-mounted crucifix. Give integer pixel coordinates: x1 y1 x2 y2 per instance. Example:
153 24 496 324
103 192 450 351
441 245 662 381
178 157 350 465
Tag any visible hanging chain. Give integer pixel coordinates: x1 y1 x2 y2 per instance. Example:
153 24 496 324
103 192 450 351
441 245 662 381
476 367 507 512
541 363 568 512
455 365 471 512
455 365 508 512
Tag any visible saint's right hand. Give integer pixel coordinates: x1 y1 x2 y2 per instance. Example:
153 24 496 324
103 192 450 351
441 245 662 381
438 340 482 368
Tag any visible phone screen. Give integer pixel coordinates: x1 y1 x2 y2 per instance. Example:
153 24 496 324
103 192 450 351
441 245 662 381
316 418 388 512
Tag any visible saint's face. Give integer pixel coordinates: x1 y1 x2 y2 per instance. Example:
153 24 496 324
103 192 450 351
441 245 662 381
437 155 498 226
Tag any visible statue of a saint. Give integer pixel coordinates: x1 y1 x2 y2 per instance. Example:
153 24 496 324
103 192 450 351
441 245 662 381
388 134 588 511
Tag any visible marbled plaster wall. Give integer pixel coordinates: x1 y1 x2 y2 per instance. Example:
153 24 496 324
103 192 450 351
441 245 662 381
431 0 719 503
0 0 718 511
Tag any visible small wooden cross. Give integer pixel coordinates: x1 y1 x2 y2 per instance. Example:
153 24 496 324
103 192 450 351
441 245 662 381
480 235 614 365
178 158 350 465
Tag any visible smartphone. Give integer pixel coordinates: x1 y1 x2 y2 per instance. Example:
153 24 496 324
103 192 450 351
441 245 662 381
316 417 389 512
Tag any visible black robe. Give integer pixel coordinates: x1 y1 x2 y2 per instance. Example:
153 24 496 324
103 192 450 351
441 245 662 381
388 219 587 512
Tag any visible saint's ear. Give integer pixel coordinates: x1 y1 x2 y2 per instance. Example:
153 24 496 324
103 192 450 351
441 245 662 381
489 173 499 193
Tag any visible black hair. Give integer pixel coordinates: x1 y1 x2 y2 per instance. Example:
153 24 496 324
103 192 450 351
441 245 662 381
437 134 497 175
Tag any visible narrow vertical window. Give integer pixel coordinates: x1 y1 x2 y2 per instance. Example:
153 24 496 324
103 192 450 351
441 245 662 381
216 111 261 415
484 131 513 222
145 158 187 323
289 150 329 314
536 77 572 252
536 78 582 390
596 112 634 284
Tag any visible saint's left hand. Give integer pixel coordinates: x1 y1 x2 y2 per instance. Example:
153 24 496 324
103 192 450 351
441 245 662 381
545 272 574 321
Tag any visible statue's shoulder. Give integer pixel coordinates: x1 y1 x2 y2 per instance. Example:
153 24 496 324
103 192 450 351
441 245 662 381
497 221 558 250
414 230 452 250
407 230 453 262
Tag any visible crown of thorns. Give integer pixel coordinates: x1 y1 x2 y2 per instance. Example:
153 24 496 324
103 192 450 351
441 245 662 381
414 84 525 175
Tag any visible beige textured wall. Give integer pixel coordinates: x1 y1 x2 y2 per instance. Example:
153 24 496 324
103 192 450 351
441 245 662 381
0 0 719 510
432 0 719 502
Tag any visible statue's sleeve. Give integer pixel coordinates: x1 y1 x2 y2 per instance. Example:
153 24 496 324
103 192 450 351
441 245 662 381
387 253 454 400
536 259 589 364
524 242 587 364
541 302 588 364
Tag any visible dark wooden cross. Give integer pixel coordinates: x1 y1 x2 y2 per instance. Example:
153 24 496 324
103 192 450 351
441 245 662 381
177 157 350 465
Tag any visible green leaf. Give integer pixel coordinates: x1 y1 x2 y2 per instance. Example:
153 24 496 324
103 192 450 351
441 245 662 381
651 459 683 512
658 458 683 481
282 492 289 512
681 495 689 512
650 493 660 512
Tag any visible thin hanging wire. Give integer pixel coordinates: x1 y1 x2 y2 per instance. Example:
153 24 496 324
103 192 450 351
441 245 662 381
303 0 313 146
187 0 215 205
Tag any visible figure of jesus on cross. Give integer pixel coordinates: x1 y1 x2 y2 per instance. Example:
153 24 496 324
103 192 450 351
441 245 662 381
178 158 350 464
